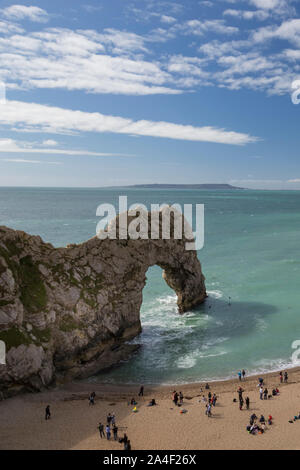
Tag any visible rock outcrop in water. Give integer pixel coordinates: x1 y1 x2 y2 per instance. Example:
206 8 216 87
0 210 206 396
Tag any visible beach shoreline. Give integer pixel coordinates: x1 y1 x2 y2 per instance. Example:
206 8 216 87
1 365 300 450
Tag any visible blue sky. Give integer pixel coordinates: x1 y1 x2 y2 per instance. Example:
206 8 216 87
0 0 299 188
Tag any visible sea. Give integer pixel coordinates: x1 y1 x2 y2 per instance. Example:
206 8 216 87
1 186 300 384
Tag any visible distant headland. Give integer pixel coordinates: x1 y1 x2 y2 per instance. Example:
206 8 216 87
124 183 245 190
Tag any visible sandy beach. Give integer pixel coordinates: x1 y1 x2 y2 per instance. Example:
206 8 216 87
1 367 300 450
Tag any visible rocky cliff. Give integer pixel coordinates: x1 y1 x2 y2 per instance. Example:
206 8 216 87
0 210 206 396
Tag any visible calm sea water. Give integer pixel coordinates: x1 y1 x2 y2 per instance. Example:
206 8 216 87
1 187 300 384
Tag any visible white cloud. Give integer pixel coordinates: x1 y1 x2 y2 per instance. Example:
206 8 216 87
0 27 182 95
160 15 176 24
0 20 23 34
249 0 292 12
184 19 239 36
42 139 58 146
0 158 62 165
0 100 258 145
253 19 300 46
223 8 269 21
1 5 49 23
0 138 134 157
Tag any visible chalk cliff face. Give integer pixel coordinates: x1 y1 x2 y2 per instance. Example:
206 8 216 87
0 210 206 396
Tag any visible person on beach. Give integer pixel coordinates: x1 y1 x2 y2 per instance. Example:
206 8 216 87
246 396 250 410
89 393 95 406
280 371 283 383
264 388 268 400
205 383 210 390
173 391 179 406
107 413 112 425
111 413 116 426
284 371 288 383
259 415 265 424
242 369 246 380
113 424 118 441
98 422 105 438
268 415 273 425
250 413 257 425
121 433 128 446
239 397 244 410
259 386 263 400
206 403 212 417
238 370 242 381
237 387 244 400
106 425 111 440
138 386 144 397
179 391 183 404
45 405 51 420
124 439 131 450
212 393 217 406
130 398 137 405
147 398 157 406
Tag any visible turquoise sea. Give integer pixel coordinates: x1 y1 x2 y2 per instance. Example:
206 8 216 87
1 187 300 384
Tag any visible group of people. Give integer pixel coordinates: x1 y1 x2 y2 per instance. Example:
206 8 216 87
279 371 288 383
172 391 184 406
200 390 218 417
238 370 246 381
247 413 273 435
98 412 131 450
236 387 250 411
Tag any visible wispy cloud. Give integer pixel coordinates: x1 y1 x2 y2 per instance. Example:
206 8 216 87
0 138 134 157
0 3 298 99
0 158 62 165
1 5 49 23
0 27 181 95
0 100 258 145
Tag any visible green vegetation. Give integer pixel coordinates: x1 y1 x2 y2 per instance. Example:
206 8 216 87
31 326 52 344
59 315 82 332
0 327 31 351
0 299 12 307
19 256 48 313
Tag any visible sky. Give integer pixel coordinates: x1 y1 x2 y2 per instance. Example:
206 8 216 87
0 0 299 189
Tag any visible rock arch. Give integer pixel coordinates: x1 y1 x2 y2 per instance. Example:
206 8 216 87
0 211 206 395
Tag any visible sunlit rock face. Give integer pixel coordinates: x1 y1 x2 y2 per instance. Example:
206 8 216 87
0 210 206 396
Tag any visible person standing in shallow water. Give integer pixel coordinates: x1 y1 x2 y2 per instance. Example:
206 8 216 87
242 369 246 380
45 405 51 420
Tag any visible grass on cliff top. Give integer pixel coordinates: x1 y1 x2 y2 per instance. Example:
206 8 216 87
19 255 48 313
